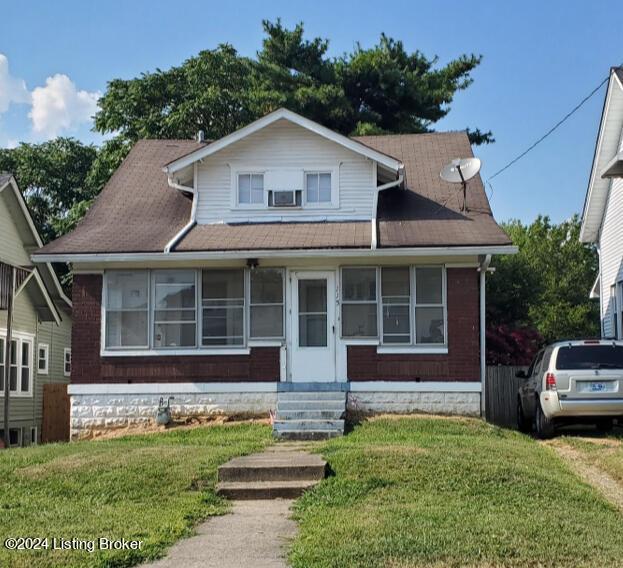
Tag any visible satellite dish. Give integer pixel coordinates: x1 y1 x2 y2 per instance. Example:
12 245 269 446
440 157 481 212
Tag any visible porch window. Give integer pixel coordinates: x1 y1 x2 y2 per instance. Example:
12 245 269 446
250 269 284 338
341 268 378 337
414 267 445 344
202 269 245 346
153 270 197 348
105 271 149 348
305 172 332 204
381 267 411 344
238 173 264 205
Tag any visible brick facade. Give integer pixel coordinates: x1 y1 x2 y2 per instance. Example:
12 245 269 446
71 274 280 384
347 268 480 381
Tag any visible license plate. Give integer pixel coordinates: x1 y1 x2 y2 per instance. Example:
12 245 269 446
590 382 607 392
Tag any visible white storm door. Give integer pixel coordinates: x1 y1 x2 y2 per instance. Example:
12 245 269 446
290 271 336 382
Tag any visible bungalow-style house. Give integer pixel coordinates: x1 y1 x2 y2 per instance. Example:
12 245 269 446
1 174 72 447
581 67 623 339
32 109 513 440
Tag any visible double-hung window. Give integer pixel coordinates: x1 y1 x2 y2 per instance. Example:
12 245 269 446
153 271 197 348
202 269 245 346
238 173 264 205
381 267 411 344
414 267 445 344
64 348 71 377
37 344 49 374
249 269 284 339
105 271 149 349
341 268 378 337
0 336 32 395
305 172 332 204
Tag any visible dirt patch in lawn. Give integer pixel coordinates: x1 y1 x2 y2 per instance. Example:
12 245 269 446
549 443 623 513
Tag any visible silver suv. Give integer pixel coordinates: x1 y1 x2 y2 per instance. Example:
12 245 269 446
517 340 623 438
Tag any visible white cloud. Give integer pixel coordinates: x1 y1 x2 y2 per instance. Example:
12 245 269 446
0 54 31 112
29 74 100 138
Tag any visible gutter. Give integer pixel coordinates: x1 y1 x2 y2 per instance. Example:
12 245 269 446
371 168 405 249
478 254 492 416
163 173 197 253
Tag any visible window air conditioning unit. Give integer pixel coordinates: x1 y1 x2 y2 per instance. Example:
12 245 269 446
268 189 302 208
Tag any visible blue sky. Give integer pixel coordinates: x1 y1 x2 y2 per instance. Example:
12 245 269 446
1 0 621 223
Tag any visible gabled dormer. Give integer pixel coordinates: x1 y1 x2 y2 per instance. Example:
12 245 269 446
163 108 404 225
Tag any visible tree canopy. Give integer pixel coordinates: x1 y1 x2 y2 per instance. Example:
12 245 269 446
486 215 599 364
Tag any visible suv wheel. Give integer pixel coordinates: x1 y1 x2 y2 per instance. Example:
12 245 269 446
535 402 555 439
517 399 531 433
596 418 614 433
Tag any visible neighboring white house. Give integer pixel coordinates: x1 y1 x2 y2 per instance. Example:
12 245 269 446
580 67 623 339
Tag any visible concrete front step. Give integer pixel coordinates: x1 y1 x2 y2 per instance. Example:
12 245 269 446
218 454 327 483
216 479 319 500
273 419 344 432
277 391 347 402
277 400 346 412
273 429 343 440
276 409 344 420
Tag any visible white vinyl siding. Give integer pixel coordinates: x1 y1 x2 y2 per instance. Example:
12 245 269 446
195 120 375 223
599 175 623 338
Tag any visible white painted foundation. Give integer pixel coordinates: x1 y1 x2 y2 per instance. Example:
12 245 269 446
348 391 481 416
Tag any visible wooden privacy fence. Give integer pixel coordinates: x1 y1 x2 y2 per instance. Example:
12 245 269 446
42 384 70 443
485 366 527 428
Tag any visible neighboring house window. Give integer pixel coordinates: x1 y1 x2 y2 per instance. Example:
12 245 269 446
414 267 445 344
30 426 37 445
238 173 264 205
64 348 71 377
381 267 411 344
105 271 149 348
201 269 245 346
37 343 49 374
341 268 378 338
0 336 32 395
0 428 22 447
152 270 197 348
305 172 332 204
250 269 284 338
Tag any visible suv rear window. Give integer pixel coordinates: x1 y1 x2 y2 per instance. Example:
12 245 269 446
556 345 623 370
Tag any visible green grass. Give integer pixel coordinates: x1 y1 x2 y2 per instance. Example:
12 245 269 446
561 430 623 484
290 417 623 568
0 424 272 568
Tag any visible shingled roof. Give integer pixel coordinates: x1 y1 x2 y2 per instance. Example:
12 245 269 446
34 130 509 256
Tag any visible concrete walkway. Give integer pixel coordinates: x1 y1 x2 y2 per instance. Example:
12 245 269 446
143 499 297 568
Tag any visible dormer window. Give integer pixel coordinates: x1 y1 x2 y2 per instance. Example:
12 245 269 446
305 172 332 204
238 173 264 205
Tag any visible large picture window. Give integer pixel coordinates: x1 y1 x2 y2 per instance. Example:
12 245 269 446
250 269 284 338
202 269 245 346
105 271 149 348
0 336 32 396
153 270 197 348
341 268 378 338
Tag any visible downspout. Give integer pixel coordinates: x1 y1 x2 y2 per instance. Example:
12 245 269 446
164 174 197 253
478 254 492 416
371 168 404 249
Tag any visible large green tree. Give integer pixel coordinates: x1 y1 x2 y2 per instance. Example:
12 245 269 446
94 19 492 145
487 215 599 346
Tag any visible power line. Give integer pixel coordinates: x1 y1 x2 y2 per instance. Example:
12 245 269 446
486 71 614 183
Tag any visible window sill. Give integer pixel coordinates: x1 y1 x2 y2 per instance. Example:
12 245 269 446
101 348 251 357
0 392 33 398
376 345 448 355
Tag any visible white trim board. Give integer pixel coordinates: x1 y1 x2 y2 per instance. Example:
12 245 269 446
163 108 403 174
32 245 518 264
68 380 481 396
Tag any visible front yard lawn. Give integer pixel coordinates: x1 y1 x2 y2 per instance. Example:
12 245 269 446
291 417 623 568
0 424 271 568
559 430 623 484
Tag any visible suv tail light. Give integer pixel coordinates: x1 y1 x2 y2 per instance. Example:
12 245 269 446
545 372 557 391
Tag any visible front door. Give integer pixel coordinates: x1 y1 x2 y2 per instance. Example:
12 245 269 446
290 271 336 382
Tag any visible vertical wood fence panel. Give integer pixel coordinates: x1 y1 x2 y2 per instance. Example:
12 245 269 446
42 384 70 443
485 366 527 428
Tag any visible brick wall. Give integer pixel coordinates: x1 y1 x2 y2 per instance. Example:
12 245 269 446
71 274 280 384
347 268 480 381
